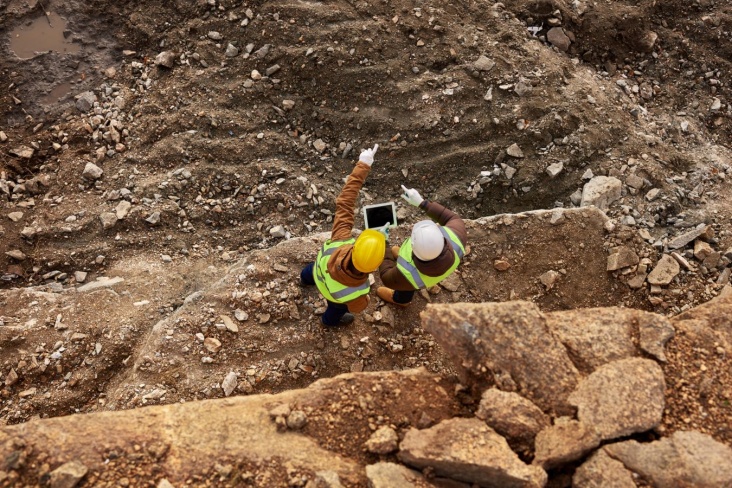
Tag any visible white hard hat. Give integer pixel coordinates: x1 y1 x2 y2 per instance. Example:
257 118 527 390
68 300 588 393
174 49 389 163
411 220 445 261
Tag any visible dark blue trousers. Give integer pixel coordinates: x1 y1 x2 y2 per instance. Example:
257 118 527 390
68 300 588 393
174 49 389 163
301 262 349 326
393 289 416 304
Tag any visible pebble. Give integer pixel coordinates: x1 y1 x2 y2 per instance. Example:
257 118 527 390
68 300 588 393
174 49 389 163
8 211 23 222
234 309 249 321
208 31 223 41
116 200 132 219
145 212 161 225
645 188 661 201
313 139 327 153
282 100 295 110
494 259 511 271
48 461 88 488
157 481 175 488
155 51 176 68
546 161 564 178
270 225 286 237
222 372 238 396
473 55 495 72
251 70 262 80
74 271 87 283
287 410 308 430
82 162 103 180
647 254 680 286
161 255 172 263
220 315 239 333
225 43 239 58
540 270 560 290
99 212 118 230
547 27 571 51
75 91 98 112
506 143 524 158
0 131 7 142
204 337 222 353
5 250 26 261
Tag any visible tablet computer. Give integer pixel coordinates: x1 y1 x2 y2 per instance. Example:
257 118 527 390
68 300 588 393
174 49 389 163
362 202 397 229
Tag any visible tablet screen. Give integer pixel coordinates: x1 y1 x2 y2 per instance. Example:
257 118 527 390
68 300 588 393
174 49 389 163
363 202 397 229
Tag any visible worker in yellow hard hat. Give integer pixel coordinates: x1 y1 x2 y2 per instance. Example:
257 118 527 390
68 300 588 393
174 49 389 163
377 185 466 307
300 144 386 326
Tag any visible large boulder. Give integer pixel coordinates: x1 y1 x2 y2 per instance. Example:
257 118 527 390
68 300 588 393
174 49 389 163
604 431 732 488
365 463 436 488
475 388 549 453
421 301 580 416
533 418 600 470
398 418 547 488
568 358 665 441
572 450 636 488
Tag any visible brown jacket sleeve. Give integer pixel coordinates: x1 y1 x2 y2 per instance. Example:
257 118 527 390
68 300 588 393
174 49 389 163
331 162 372 241
420 200 467 245
379 249 418 291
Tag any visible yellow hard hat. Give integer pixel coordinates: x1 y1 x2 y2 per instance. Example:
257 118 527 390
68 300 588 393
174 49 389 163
352 229 386 273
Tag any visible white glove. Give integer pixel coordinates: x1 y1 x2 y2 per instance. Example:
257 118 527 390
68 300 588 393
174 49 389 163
401 185 424 207
359 144 379 166
375 224 390 239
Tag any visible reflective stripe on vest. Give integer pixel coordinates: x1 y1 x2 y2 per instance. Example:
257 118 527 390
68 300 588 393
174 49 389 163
396 227 464 289
313 238 370 303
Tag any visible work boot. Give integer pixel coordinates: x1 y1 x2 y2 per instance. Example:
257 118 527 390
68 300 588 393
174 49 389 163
321 313 355 326
377 286 409 308
391 246 400 259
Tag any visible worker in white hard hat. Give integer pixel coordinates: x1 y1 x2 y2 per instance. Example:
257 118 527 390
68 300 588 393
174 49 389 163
377 185 467 307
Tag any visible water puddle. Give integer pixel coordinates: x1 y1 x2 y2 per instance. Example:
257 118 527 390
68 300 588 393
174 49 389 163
41 82 73 104
9 11 81 59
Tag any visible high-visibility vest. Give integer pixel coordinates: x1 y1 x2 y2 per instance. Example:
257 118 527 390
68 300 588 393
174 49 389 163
313 238 370 304
396 227 465 289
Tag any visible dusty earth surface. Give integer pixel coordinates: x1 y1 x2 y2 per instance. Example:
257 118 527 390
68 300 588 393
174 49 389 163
1 0 732 484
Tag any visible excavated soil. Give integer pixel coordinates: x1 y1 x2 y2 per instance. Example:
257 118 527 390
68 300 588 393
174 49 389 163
1 0 731 467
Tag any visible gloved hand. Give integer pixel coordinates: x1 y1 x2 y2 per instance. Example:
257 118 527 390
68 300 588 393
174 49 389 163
359 144 379 166
400 185 424 207
375 224 390 239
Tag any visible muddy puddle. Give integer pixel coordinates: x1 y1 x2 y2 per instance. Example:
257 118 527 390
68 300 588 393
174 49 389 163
41 82 73 104
9 11 81 59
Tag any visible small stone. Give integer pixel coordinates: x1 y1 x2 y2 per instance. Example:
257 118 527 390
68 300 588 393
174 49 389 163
625 174 644 189
0 131 7 142
282 100 295 110
204 337 222 353
546 161 564 178
473 55 495 72
607 247 640 271
115 200 132 219
647 254 680 286
82 162 103 180
365 426 399 454
550 209 566 225
208 31 223 41
75 91 98 112
5 250 26 261
225 43 239 57
10 145 34 159
270 225 286 237
645 188 661 201
506 144 524 158
313 139 327 153
74 271 87 283
539 270 560 290
265 64 281 76
693 240 714 261
220 315 239 333
251 69 262 80
582 176 622 210
145 212 161 225
157 480 175 488
99 212 118 230
222 372 237 396
711 98 722 111
155 51 176 68
287 410 307 430
234 309 249 321
8 211 23 222
494 259 511 271
48 461 88 488
547 27 571 51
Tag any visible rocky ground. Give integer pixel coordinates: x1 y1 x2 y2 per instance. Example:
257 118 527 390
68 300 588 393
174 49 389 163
1 0 732 485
